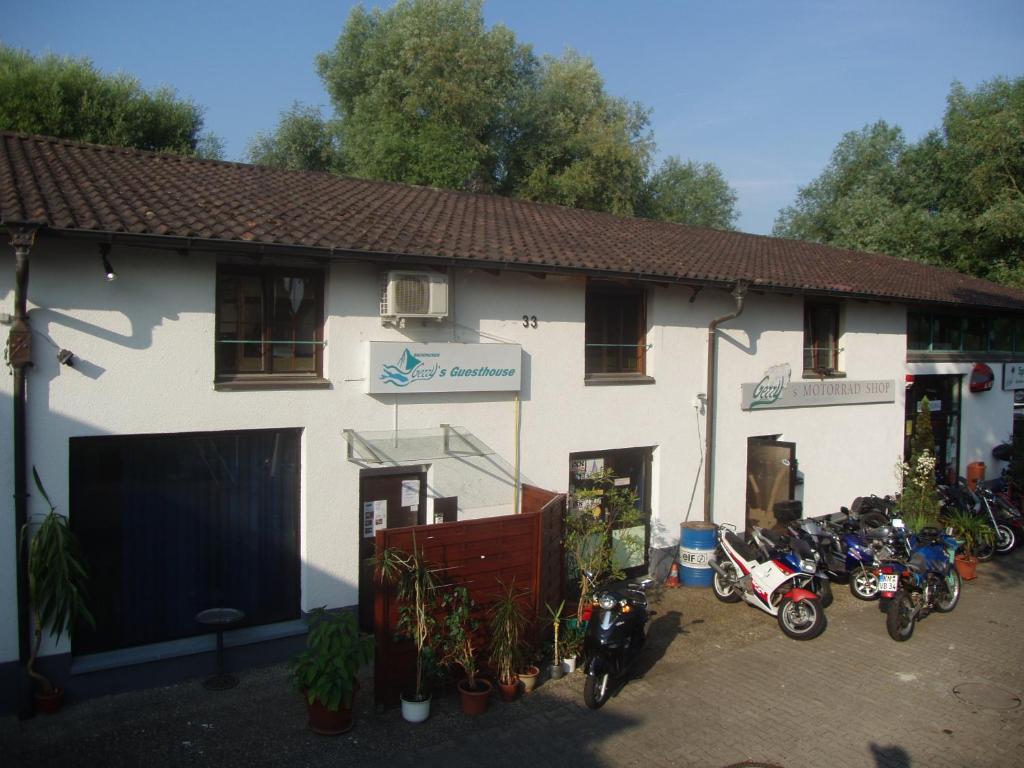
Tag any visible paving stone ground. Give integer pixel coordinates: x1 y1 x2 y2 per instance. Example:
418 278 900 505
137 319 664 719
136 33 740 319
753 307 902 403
3 550 1023 768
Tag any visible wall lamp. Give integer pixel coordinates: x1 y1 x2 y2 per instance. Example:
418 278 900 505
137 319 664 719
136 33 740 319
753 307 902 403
99 243 117 281
57 349 75 367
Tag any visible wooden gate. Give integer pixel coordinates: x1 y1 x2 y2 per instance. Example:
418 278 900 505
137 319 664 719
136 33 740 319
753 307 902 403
373 487 564 706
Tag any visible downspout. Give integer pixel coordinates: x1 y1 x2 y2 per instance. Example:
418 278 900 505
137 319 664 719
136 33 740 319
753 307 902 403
513 392 521 512
702 281 748 524
7 224 39 718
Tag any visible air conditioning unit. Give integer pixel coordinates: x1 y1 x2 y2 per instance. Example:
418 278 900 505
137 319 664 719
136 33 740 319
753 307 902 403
380 270 448 321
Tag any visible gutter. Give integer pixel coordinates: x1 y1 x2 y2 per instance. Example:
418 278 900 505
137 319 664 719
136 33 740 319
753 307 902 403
702 281 748 524
6 224 39 718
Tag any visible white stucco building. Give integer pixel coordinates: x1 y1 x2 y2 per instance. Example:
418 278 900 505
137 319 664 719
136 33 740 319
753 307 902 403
2 133 1022 711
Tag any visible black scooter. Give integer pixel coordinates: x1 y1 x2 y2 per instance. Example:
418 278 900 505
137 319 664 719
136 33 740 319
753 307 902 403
581 576 653 709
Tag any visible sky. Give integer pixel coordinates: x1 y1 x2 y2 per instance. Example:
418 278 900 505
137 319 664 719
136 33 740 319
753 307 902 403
4 0 1023 235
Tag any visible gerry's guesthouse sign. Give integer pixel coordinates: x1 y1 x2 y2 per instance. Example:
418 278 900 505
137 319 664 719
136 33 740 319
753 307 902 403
741 364 895 410
367 342 521 394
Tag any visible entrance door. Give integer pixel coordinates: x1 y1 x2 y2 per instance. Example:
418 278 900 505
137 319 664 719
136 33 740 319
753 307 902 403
905 375 961 482
746 437 796 531
358 470 427 631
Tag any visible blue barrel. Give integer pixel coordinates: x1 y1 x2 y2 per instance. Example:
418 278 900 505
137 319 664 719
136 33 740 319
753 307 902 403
679 522 716 587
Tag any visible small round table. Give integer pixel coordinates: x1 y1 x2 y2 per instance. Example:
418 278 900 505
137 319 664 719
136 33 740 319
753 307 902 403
195 607 245 690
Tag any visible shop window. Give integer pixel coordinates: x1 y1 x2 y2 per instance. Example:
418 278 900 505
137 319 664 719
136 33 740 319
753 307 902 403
991 317 1014 352
962 317 988 352
931 316 962 351
585 281 647 378
216 266 324 383
803 301 841 375
907 312 931 350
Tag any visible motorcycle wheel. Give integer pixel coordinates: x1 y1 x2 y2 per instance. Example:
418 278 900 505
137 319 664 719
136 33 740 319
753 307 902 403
814 577 834 609
712 562 742 603
885 590 916 641
995 524 1016 555
934 569 962 613
776 597 826 640
849 565 880 601
975 534 996 562
583 668 612 709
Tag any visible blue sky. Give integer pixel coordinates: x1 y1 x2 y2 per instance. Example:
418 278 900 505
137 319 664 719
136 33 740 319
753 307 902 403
4 0 1022 234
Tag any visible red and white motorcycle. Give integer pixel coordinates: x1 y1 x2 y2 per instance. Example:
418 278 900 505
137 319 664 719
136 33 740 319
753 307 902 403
707 523 828 640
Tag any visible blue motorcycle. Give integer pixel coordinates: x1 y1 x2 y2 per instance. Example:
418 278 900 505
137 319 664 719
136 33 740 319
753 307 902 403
877 523 961 642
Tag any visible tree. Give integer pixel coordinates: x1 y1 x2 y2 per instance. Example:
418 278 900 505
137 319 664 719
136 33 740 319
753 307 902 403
509 51 653 216
638 156 738 229
774 78 1024 287
0 45 223 158
246 103 344 173
315 0 532 191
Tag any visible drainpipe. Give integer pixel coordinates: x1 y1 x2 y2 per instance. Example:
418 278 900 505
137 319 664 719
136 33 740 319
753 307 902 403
7 224 38 718
702 281 748 523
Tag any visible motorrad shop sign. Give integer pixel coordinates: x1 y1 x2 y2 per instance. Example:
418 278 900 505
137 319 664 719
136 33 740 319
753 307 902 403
366 342 521 394
740 364 895 410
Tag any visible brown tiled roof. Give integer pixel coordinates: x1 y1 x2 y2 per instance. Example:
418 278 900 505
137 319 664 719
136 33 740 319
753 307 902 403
3 131 1024 310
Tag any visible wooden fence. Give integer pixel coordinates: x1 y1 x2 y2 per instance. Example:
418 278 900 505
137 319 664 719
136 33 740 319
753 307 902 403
373 486 564 706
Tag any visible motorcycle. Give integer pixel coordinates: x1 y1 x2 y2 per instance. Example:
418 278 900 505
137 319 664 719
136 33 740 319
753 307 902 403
877 521 961 641
581 576 653 709
938 478 1014 559
784 516 883 601
976 478 1021 553
708 523 827 640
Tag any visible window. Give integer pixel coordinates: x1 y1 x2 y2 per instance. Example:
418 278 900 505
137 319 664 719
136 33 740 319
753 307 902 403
585 281 647 378
216 266 324 382
803 302 840 375
70 429 301 655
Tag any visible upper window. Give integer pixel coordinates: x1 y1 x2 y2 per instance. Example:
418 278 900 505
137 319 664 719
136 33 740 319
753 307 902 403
216 266 324 382
907 311 1024 355
585 281 647 378
803 301 841 375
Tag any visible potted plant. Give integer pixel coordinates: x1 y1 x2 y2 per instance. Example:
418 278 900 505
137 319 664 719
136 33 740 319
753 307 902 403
488 579 529 701
375 539 439 722
559 622 585 674
944 509 993 581
517 641 541 694
545 600 565 680
21 468 95 713
291 608 372 735
565 468 643 618
440 585 492 715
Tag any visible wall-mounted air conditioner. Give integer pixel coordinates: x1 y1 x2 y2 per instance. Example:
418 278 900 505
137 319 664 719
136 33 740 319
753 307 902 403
380 270 449 321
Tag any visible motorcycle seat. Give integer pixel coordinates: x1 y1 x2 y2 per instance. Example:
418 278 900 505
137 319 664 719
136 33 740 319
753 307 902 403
725 530 760 562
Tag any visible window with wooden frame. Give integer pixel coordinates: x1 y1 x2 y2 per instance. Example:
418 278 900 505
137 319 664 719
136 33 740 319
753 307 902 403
803 301 841 376
216 266 325 384
585 281 648 378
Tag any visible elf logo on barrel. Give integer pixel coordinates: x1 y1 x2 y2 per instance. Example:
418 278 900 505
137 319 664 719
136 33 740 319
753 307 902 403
679 547 710 567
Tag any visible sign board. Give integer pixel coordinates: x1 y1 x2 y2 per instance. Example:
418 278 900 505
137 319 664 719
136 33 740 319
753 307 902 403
1003 362 1024 391
367 342 521 394
741 364 896 410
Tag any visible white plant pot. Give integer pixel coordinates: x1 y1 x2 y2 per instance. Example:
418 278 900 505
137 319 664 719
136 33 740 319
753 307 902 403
561 656 577 674
400 692 431 723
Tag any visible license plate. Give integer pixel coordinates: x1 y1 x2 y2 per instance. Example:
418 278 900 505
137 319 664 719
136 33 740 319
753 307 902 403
878 574 898 592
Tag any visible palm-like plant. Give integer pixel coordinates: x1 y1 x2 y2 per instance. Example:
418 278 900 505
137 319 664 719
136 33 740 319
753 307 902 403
21 468 95 696
943 508 994 558
488 580 529 686
374 537 438 702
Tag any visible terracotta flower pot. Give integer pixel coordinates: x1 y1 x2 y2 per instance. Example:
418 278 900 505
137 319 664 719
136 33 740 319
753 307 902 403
304 687 357 735
33 687 64 714
457 678 492 715
955 554 978 581
497 676 520 702
518 665 540 693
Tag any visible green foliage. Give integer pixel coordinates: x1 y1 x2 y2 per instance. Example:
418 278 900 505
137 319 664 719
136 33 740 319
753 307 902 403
774 77 1024 288
942 508 994 557
558 621 584 660
638 156 739 229
0 44 222 158
252 0 732 224
911 396 936 458
291 608 372 711
1007 428 1024 501
374 540 439 700
246 102 345 173
896 452 942 524
439 585 482 687
487 579 529 685
565 468 643 617
21 468 95 694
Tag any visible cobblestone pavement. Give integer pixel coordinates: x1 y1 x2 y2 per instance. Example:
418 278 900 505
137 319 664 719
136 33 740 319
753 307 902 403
4 550 1023 768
